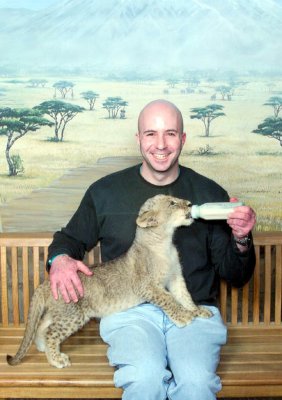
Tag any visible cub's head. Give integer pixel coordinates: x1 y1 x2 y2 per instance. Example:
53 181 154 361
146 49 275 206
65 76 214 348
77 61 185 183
136 195 193 230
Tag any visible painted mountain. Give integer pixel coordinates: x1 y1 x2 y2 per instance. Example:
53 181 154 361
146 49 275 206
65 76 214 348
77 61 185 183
0 0 281 77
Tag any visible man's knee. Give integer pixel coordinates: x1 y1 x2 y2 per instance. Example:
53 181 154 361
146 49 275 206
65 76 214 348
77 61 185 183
171 371 221 399
191 371 221 391
114 363 170 398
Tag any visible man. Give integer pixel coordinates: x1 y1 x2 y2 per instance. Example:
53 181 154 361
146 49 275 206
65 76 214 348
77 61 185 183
47 99 256 400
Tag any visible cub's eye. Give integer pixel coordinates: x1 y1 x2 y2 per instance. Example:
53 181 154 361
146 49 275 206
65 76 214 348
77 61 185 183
170 200 177 206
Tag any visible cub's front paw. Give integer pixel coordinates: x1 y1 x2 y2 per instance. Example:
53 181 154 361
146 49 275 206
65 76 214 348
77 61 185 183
196 306 213 318
172 310 195 327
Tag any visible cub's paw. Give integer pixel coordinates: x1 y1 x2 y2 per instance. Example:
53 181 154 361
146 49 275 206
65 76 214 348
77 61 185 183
50 352 71 369
172 310 195 327
196 306 213 319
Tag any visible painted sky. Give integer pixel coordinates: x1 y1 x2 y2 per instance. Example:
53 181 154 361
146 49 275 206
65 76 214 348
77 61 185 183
0 0 281 76
0 0 56 9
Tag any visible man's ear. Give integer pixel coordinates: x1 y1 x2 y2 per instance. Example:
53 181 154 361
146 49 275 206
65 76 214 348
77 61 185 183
136 210 159 228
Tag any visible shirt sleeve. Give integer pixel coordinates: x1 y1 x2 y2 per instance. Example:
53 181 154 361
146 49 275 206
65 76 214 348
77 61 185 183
209 221 256 287
47 187 99 271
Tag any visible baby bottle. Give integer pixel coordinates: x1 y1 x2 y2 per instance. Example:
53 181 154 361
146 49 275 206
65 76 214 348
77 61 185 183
191 202 243 220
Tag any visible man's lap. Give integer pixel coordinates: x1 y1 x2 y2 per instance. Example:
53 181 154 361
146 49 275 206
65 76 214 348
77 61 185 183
99 303 227 398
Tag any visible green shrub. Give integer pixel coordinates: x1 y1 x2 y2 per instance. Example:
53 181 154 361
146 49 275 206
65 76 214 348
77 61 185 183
10 154 24 176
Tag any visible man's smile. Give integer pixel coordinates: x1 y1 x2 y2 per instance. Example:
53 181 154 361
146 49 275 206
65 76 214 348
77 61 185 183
152 153 170 160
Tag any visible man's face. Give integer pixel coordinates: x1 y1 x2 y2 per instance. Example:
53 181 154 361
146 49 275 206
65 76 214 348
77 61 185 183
137 104 186 175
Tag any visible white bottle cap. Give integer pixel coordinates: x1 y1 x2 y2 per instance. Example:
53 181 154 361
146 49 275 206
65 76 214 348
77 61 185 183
191 205 199 219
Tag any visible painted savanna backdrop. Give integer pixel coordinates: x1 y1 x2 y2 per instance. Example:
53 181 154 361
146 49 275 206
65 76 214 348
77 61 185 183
0 0 281 233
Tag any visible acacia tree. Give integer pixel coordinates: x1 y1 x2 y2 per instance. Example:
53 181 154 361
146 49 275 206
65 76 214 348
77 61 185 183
166 79 179 88
34 100 84 142
102 97 128 119
81 91 99 110
27 79 48 88
216 85 233 101
184 78 200 88
0 107 53 176
190 104 225 137
253 117 282 146
53 81 74 99
264 96 282 117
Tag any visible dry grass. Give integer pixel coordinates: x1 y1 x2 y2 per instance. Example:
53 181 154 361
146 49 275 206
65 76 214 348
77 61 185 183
0 77 281 231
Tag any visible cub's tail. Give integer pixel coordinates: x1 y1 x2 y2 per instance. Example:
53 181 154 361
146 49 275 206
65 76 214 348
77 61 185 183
7 286 45 366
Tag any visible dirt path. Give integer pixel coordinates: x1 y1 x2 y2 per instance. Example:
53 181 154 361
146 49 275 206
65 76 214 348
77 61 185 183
0 157 141 232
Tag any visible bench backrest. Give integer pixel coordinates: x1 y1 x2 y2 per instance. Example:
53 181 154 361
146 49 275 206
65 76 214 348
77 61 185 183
0 232 281 328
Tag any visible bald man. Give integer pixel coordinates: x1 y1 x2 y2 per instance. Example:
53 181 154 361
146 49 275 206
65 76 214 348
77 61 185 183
47 100 256 400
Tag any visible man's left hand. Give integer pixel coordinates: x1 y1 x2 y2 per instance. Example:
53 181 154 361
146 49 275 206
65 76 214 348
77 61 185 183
227 197 256 242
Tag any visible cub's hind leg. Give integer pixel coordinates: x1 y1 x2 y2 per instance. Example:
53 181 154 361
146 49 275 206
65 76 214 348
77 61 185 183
34 313 52 352
44 312 87 368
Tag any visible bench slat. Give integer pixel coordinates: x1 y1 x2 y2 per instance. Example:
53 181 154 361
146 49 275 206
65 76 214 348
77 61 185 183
22 246 30 322
253 244 261 324
0 387 123 399
0 246 8 327
11 247 20 326
264 245 272 324
221 353 282 363
275 244 282 324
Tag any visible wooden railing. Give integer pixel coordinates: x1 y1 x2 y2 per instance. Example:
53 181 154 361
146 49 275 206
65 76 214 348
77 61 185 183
220 232 282 326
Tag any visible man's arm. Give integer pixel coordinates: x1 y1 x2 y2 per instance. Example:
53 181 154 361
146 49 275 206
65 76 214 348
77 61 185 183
210 199 256 287
47 187 99 302
227 197 256 253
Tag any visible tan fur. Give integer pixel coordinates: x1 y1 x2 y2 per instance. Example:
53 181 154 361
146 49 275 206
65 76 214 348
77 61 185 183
7 194 212 369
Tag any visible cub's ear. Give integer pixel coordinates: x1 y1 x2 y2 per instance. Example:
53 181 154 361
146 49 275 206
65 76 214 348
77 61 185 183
136 210 159 228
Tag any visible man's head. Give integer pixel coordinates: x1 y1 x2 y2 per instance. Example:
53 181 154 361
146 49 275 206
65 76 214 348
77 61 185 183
136 100 186 185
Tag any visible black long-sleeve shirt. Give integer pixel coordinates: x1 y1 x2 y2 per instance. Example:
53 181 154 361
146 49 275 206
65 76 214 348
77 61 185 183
47 164 256 306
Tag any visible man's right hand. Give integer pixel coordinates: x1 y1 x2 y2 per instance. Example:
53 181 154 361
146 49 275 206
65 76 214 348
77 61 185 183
49 255 93 303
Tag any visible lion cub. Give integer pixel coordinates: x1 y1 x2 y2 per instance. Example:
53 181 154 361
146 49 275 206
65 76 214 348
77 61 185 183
7 194 212 368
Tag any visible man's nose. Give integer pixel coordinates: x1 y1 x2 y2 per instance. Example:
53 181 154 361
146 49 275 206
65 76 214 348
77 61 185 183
156 135 166 149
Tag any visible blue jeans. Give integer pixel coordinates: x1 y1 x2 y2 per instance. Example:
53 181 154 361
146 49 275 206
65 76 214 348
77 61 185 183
100 303 227 400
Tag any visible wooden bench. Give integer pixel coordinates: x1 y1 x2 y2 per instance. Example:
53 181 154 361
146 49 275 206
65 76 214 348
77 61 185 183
0 231 281 399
